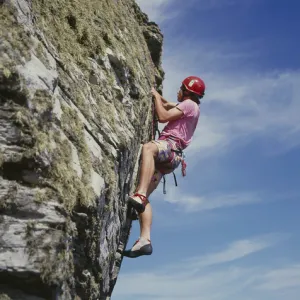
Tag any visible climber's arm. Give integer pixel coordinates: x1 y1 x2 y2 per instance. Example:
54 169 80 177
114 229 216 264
152 88 183 123
158 106 183 123
160 96 177 110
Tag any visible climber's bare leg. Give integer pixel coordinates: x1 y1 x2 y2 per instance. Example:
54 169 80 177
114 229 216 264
135 142 159 195
123 170 162 257
128 142 160 214
139 171 162 240
139 203 152 240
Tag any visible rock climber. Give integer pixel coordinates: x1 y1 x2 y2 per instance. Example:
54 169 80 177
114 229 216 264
123 76 205 258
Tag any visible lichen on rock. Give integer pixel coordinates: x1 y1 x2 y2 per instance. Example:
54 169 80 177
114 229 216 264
0 0 164 299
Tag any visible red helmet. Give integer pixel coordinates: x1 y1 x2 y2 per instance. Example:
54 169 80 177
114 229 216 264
182 76 205 97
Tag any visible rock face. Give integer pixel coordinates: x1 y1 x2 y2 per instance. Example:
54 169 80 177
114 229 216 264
0 1 164 299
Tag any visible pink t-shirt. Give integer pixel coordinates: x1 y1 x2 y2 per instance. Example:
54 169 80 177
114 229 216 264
161 99 200 149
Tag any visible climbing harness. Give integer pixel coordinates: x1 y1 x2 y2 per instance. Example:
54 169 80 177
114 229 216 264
159 135 187 194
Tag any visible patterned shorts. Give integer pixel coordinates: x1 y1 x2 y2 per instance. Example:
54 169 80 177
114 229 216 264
151 139 182 174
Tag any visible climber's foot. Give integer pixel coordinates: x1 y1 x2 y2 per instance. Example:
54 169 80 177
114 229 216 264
127 193 148 214
123 237 152 258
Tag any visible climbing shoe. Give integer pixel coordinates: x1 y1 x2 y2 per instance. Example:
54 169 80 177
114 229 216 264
127 193 148 214
123 237 153 258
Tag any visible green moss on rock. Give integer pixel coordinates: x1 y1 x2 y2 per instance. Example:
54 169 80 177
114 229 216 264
0 3 32 67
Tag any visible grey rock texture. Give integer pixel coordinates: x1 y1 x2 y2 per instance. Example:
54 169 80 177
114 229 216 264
0 0 164 299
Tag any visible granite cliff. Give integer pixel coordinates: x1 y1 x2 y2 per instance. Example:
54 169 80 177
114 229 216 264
0 0 164 299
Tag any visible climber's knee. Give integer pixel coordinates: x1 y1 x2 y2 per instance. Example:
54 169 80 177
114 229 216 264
142 142 158 157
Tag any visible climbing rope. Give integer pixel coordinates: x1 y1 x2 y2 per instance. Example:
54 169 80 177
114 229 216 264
151 98 160 140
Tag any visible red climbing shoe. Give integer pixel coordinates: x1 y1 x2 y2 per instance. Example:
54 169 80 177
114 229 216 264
127 193 148 214
123 237 153 258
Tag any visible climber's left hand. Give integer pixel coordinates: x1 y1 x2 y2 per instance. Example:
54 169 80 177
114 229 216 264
151 87 161 98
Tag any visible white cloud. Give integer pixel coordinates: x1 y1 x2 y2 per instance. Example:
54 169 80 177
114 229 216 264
257 264 300 291
136 0 258 23
185 234 288 268
135 0 178 22
114 235 299 300
162 187 261 212
115 267 254 300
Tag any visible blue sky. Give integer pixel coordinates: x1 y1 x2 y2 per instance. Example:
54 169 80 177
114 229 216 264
114 1 300 299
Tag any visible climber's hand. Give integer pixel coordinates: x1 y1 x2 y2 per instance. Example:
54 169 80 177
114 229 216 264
151 87 161 99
